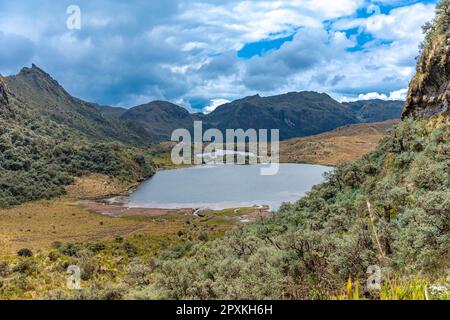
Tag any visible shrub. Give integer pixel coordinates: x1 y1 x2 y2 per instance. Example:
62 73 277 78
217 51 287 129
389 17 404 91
17 248 33 257
123 242 138 257
12 260 38 275
59 243 81 257
198 232 209 242
0 261 10 277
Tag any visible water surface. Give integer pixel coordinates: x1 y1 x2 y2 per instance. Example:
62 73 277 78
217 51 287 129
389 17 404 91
128 164 332 211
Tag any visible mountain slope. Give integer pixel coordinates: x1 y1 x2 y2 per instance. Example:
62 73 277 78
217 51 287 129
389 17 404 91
205 92 358 140
280 120 398 165
119 101 195 140
99 92 404 142
4 65 150 145
343 99 404 122
404 1 450 118
0 70 156 206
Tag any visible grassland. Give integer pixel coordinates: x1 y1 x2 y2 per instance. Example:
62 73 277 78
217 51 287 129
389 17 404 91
280 120 397 165
0 194 262 299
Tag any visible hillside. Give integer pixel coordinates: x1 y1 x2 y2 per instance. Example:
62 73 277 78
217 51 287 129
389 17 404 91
118 101 196 141
4 65 150 145
0 70 156 206
343 99 404 122
404 2 450 118
280 120 398 165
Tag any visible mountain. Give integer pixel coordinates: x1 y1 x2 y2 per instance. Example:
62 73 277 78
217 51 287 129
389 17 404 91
4 64 150 145
14 65 404 142
0 67 156 206
343 99 404 122
118 101 197 141
205 92 358 140
99 91 404 141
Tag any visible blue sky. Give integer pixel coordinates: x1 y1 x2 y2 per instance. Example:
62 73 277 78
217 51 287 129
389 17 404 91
0 0 439 112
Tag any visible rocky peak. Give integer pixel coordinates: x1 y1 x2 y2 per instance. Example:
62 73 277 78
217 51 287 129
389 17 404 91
12 63 71 100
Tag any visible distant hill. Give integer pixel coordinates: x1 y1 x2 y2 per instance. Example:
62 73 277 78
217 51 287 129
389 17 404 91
118 101 197 141
98 91 404 141
343 99 404 122
206 92 358 140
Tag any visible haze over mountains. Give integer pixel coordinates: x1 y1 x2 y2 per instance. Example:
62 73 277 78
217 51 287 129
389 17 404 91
3 64 405 142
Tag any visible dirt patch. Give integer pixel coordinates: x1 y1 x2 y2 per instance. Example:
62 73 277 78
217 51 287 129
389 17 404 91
79 200 193 217
65 174 133 200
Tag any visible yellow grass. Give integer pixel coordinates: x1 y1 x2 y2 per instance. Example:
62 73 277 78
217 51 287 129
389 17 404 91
280 120 397 165
0 197 240 258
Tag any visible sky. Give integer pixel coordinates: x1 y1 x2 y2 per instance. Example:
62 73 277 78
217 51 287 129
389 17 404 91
0 0 439 113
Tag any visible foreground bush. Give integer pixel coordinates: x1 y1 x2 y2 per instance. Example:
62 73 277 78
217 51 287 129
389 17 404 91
151 118 449 299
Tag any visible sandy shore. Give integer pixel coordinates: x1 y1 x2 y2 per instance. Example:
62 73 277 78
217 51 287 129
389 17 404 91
79 200 193 217
79 199 272 222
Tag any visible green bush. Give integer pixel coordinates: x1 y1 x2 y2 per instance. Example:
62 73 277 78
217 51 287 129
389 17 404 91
153 119 450 299
17 248 33 257
59 243 82 257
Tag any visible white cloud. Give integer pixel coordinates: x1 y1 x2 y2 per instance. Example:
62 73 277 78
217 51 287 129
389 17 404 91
203 99 231 113
340 88 408 102
0 1 437 109
389 88 408 100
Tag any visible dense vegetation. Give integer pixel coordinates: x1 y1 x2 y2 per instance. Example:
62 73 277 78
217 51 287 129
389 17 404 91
141 117 448 299
405 0 450 118
0 70 155 206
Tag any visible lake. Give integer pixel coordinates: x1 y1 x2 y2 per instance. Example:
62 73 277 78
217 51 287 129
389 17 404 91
128 164 332 211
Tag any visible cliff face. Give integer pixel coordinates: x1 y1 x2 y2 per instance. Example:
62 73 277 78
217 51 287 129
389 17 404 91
0 76 9 107
403 1 450 119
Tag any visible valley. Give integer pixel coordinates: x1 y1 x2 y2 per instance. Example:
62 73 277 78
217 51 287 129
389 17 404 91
0 66 406 299
0 0 449 300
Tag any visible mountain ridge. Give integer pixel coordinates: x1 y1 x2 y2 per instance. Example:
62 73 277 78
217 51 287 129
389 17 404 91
96 88 405 141
3 64 152 145
2 64 406 142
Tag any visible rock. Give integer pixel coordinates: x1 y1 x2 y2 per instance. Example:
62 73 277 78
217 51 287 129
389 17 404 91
0 77 9 106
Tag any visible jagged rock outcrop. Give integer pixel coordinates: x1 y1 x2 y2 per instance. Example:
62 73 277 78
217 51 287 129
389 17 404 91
403 1 450 119
0 76 9 107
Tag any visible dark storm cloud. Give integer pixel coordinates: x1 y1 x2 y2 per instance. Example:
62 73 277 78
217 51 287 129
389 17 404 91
0 32 35 74
0 0 437 108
